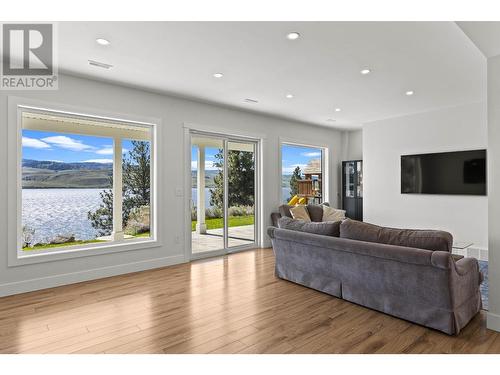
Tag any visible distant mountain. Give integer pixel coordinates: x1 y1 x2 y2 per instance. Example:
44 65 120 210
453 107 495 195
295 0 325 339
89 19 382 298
282 174 292 188
22 159 112 189
22 159 112 171
191 170 218 188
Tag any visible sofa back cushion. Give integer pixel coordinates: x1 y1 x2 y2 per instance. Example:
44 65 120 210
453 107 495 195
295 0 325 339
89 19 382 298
278 204 293 218
306 204 324 222
278 216 340 237
278 202 330 221
339 219 453 252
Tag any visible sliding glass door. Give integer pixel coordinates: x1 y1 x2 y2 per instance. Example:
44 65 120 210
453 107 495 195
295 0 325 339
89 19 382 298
227 141 256 248
190 132 257 257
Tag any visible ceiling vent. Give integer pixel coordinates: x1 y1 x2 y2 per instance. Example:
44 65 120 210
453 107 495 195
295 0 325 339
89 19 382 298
244 98 259 104
88 60 113 69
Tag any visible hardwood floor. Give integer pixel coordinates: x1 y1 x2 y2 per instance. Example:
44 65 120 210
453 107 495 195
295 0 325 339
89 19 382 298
0 248 498 354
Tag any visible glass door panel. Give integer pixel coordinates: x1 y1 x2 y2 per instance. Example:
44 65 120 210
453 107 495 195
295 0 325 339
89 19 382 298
345 161 355 198
357 161 363 198
191 135 225 254
227 141 256 249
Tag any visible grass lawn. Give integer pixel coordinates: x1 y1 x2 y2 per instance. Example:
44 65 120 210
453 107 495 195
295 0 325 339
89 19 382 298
131 231 151 238
192 215 254 231
22 232 151 251
23 239 105 251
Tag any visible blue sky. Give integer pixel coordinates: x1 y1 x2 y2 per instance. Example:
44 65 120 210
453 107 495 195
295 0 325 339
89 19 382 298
281 144 322 175
191 146 220 170
190 144 321 175
22 130 134 163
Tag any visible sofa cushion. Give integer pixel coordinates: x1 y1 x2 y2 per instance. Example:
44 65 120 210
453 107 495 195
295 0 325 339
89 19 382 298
279 202 330 222
278 216 340 237
278 204 293 218
289 205 311 222
322 205 346 222
306 204 324 222
339 219 453 252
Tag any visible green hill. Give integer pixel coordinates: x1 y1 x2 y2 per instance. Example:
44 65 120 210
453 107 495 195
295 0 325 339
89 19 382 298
22 159 112 188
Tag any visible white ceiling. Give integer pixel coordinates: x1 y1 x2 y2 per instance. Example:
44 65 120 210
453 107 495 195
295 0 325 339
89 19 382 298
58 22 486 130
457 22 500 58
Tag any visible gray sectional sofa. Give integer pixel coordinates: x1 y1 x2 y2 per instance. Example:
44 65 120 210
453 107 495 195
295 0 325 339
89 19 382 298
268 204 483 335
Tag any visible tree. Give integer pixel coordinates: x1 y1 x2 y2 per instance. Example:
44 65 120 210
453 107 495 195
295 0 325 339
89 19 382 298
88 140 150 236
289 166 302 199
209 149 255 209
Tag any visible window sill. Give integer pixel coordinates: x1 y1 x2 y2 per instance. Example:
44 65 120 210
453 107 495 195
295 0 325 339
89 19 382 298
9 237 161 267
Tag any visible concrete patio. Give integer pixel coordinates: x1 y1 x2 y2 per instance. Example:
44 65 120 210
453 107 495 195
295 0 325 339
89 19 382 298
192 224 255 253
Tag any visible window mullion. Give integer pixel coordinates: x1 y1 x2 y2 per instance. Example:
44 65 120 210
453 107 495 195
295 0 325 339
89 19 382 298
112 137 124 241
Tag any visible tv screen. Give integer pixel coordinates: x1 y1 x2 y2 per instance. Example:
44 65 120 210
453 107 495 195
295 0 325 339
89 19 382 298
401 150 486 195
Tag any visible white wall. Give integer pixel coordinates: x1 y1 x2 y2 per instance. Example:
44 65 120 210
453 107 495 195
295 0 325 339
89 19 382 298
341 130 363 161
0 74 344 296
363 102 488 252
487 55 500 331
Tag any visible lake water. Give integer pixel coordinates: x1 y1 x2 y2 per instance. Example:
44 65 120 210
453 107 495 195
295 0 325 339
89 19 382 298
23 187 293 244
22 189 106 243
192 188 292 206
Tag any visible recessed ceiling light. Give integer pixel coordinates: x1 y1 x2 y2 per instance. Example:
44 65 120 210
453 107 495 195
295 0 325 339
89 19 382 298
335 108 341 112
360 69 371 75
213 73 223 78
405 90 414 96
285 94 294 99
286 32 300 40
96 38 110 46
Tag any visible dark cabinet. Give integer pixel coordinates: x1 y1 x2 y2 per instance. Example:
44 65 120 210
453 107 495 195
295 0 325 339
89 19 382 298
342 160 363 221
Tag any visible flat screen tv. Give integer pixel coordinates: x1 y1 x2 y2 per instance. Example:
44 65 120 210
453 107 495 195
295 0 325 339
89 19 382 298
401 149 486 195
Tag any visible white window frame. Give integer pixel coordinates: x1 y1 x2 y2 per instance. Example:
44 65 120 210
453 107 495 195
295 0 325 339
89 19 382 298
182 122 267 257
7 96 161 267
278 138 329 205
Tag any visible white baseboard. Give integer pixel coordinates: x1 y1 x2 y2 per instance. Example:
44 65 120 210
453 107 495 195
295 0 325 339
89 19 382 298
487 311 500 333
0 254 187 298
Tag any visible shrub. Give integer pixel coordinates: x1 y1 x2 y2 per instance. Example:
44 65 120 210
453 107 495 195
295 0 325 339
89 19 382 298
206 206 223 219
191 205 254 220
124 205 150 235
228 205 254 216
22 225 36 248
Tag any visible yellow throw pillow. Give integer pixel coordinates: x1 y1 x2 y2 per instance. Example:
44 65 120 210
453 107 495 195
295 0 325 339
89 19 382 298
290 205 311 222
322 205 346 222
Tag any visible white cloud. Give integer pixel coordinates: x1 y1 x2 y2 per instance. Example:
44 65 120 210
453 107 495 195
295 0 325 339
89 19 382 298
282 163 307 174
95 146 129 155
82 159 113 164
41 135 95 152
301 151 321 157
191 160 219 171
95 146 113 155
22 136 51 149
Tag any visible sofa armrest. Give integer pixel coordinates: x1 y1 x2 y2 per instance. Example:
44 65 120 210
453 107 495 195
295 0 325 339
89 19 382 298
454 257 483 283
270 212 281 227
450 257 482 308
267 226 277 239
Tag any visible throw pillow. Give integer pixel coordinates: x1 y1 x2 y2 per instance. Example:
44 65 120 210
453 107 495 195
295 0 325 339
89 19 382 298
289 205 311 222
278 216 340 237
306 203 324 222
322 205 346 222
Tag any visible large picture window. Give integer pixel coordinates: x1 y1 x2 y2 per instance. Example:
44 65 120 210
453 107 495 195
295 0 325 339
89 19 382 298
281 143 326 205
19 110 154 256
